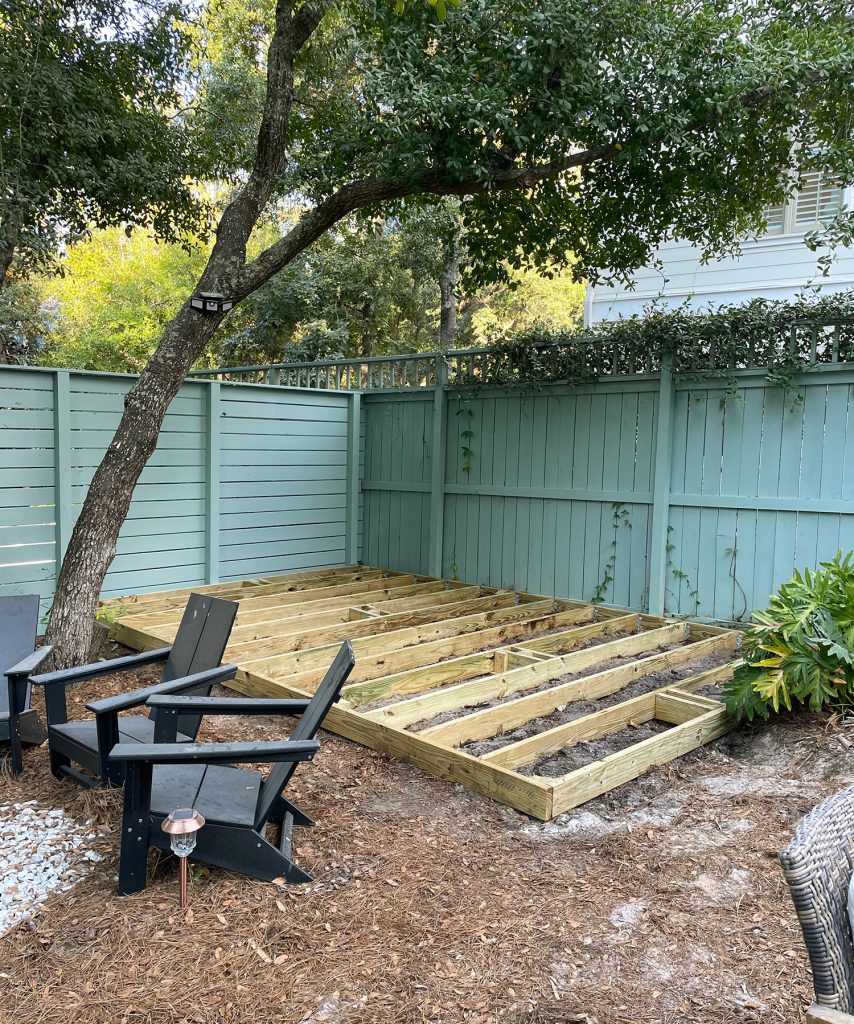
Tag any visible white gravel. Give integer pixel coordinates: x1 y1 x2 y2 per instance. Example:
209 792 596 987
0 800 103 935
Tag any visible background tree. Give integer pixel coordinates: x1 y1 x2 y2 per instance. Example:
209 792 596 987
43 0 854 663
0 0 203 362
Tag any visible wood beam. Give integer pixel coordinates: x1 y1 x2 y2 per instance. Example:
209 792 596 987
549 705 732 815
249 600 581 685
480 692 659 770
113 566 385 616
419 631 738 746
229 591 523 667
364 618 675 727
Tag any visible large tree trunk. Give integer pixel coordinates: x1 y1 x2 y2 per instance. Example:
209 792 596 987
45 307 223 663
0 213 22 365
438 240 460 349
44 0 319 666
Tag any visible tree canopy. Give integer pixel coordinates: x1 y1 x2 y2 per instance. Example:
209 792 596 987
0 0 202 358
215 0 854 303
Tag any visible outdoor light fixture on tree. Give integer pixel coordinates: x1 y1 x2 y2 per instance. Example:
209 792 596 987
161 808 205 909
190 292 233 314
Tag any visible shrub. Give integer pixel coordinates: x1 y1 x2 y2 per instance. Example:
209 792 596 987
722 552 854 721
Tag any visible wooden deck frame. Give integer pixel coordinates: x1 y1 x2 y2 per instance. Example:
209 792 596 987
110 566 741 820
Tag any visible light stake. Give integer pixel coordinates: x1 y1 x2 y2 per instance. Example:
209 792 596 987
161 808 205 909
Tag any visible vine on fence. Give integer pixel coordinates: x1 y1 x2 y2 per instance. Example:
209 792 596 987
449 292 854 394
592 503 632 604
665 526 701 617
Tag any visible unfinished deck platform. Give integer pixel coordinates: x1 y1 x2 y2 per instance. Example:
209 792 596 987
110 566 741 820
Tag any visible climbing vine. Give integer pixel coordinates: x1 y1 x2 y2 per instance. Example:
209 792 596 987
449 292 854 395
665 526 701 617
592 503 632 604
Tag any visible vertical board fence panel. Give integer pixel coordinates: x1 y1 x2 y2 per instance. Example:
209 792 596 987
361 365 854 623
0 366 355 613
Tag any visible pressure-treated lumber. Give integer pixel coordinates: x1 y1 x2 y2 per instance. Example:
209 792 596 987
254 604 591 689
368 620 683 729
549 705 732 815
480 691 660 770
232 592 524 666
113 564 368 610
419 631 737 746
130 574 445 630
112 565 741 821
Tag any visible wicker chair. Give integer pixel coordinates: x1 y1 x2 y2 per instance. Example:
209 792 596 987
780 785 854 1024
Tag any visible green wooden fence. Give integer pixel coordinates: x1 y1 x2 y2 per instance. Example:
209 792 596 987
5 358 854 624
360 362 854 622
0 366 359 612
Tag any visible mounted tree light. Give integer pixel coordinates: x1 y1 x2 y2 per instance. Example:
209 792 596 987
190 291 233 314
162 808 205 909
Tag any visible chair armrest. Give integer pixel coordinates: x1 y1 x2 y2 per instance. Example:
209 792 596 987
145 696 311 716
86 664 238 715
5 646 54 679
109 738 320 766
30 647 172 687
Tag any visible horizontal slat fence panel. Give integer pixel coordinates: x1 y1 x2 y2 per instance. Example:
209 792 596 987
0 367 355 613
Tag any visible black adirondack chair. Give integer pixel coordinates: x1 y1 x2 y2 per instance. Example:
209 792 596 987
109 640 356 895
29 594 238 788
2 594 53 774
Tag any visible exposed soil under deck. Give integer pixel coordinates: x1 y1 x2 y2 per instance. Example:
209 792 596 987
461 650 734 767
408 641 699 732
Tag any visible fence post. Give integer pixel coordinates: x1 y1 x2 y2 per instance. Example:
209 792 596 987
428 356 448 577
205 381 221 584
53 370 73 572
647 351 675 616
345 391 361 565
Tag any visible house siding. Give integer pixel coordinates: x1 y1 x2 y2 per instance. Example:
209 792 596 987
587 232 854 323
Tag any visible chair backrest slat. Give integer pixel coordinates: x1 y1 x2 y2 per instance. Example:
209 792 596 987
0 594 40 716
253 641 355 830
154 595 238 738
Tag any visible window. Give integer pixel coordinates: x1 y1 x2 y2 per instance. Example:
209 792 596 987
793 171 845 228
759 171 845 237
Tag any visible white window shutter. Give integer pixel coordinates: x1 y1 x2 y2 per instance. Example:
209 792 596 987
794 171 844 227
762 204 786 234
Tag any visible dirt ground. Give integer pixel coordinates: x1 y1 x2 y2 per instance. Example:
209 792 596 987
1 658 852 1024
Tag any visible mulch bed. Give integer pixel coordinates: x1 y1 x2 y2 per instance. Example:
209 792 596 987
1 647 852 1024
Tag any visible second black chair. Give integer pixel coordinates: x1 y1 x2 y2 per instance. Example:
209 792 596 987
30 594 238 788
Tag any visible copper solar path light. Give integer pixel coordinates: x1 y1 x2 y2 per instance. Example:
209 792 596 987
162 809 205 909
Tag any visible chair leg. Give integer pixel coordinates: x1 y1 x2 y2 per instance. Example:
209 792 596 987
117 761 153 895
49 745 71 779
271 794 314 829
8 678 25 775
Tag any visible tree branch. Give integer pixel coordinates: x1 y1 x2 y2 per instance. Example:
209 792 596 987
236 144 616 298
292 0 329 51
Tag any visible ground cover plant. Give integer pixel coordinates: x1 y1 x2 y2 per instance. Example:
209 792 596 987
723 551 854 721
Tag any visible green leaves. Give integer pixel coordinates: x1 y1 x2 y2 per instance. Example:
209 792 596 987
722 551 854 721
1 0 203 283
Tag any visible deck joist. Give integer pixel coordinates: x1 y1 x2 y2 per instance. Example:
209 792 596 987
109 566 741 820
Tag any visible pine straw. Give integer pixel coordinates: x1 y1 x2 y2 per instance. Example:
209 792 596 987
1 664 852 1024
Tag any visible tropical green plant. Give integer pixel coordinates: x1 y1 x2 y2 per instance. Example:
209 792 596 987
722 552 854 721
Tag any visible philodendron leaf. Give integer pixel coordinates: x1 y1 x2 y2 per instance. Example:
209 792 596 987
722 663 772 722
